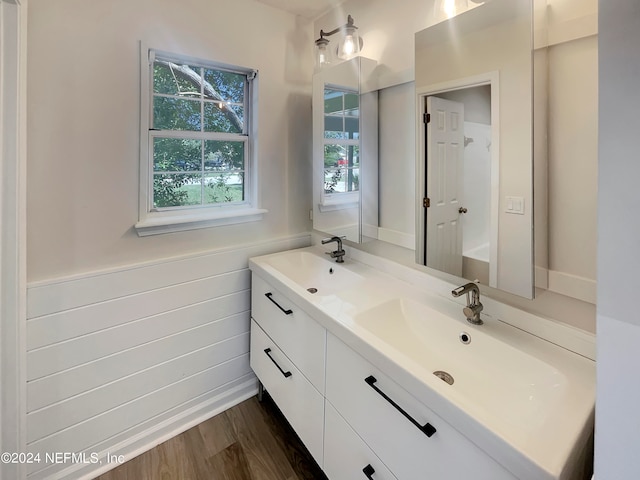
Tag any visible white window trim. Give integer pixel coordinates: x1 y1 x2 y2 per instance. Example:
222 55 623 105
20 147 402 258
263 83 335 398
135 43 266 236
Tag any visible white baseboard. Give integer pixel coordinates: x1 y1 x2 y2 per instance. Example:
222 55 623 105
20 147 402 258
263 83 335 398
377 227 415 250
548 270 596 305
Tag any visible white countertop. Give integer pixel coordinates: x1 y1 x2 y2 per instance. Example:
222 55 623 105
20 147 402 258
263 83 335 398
249 246 595 480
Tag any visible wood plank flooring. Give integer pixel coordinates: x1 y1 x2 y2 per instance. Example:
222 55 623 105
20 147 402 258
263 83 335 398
94 393 327 480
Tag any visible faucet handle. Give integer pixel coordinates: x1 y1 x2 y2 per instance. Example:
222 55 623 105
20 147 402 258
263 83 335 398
321 235 346 244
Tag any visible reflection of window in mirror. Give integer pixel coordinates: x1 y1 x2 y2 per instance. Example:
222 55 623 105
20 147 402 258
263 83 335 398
322 87 360 206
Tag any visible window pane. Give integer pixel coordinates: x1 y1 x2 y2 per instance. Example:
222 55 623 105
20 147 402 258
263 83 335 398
324 89 343 114
153 97 201 131
153 138 202 172
153 173 202 208
324 168 359 194
324 143 359 194
324 89 359 140
324 116 346 139
203 102 243 133
153 62 202 98
204 173 244 204
344 93 359 115
350 145 360 167
204 141 245 172
204 69 245 104
324 144 347 168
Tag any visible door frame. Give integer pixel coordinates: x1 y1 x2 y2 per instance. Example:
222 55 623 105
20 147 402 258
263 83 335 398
415 71 499 286
0 1 27 479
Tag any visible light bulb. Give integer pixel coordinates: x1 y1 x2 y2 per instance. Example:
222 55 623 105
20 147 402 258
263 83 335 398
434 0 470 21
315 38 332 70
337 26 361 60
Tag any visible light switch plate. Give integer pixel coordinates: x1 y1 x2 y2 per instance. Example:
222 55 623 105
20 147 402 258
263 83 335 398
506 196 525 215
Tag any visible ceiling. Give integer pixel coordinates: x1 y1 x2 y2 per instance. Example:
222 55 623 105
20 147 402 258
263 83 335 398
254 0 345 19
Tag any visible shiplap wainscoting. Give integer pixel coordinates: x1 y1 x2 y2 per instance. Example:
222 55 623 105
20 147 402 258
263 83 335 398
24 234 311 480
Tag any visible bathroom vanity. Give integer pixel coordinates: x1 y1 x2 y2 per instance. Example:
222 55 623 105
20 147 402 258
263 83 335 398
248 247 595 480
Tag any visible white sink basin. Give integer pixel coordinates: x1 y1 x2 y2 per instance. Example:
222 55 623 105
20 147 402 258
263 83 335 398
262 250 364 296
354 298 566 430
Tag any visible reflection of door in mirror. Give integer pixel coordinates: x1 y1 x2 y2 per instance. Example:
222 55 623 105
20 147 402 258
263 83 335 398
424 96 465 277
419 79 498 288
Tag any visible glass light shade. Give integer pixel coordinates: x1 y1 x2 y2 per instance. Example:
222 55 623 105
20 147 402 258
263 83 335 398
337 26 361 60
315 38 332 70
434 0 470 22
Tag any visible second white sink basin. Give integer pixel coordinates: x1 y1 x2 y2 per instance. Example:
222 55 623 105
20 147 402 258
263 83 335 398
354 298 566 430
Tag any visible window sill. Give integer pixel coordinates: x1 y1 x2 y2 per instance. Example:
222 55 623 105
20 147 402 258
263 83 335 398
135 207 268 237
318 192 359 212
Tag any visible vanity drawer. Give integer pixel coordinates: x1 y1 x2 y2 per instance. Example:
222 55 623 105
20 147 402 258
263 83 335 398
325 333 517 480
324 401 398 480
250 320 324 466
251 274 326 392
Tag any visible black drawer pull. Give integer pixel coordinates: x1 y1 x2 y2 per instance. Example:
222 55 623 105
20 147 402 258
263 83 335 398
365 375 436 438
265 292 293 315
363 464 375 479
264 348 292 378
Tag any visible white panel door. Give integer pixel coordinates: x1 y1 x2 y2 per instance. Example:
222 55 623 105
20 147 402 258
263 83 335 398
426 96 464 276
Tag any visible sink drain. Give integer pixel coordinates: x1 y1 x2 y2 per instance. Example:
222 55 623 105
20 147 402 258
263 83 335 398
433 370 454 385
306 287 318 294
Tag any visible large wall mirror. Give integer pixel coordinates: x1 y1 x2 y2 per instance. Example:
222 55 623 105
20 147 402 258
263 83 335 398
415 0 536 299
312 57 378 243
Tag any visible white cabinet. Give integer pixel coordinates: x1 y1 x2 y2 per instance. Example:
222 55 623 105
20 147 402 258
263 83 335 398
324 402 398 480
326 333 517 480
249 319 325 465
251 274 326 392
250 272 517 480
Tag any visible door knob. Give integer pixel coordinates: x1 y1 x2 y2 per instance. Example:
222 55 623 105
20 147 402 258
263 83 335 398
459 207 468 214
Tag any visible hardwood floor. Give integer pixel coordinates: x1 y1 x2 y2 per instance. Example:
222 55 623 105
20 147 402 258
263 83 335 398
94 393 328 480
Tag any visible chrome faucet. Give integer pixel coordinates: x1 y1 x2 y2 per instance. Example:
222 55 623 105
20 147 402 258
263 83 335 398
451 282 484 325
321 236 346 263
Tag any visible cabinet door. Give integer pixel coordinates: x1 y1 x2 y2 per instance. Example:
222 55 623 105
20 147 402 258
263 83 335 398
250 320 324 466
251 274 326 393
326 334 517 480
325 402 398 480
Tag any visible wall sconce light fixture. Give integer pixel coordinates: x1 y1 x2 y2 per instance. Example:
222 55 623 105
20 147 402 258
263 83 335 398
315 14 363 70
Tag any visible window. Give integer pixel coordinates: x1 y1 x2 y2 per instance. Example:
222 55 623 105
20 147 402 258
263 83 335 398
321 87 360 208
136 47 265 236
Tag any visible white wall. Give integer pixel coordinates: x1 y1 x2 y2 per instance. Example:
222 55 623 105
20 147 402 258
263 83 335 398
378 82 415 247
24 1 316 477
321 0 599 332
27 0 314 282
595 0 640 478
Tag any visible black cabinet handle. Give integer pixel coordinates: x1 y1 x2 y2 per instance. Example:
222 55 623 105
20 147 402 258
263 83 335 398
363 464 375 479
265 292 293 315
264 348 292 378
365 375 436 438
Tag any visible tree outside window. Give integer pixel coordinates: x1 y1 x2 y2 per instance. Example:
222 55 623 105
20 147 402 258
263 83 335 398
150 56 252 210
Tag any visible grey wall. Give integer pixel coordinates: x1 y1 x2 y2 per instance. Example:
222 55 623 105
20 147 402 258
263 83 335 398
595 0 640 477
